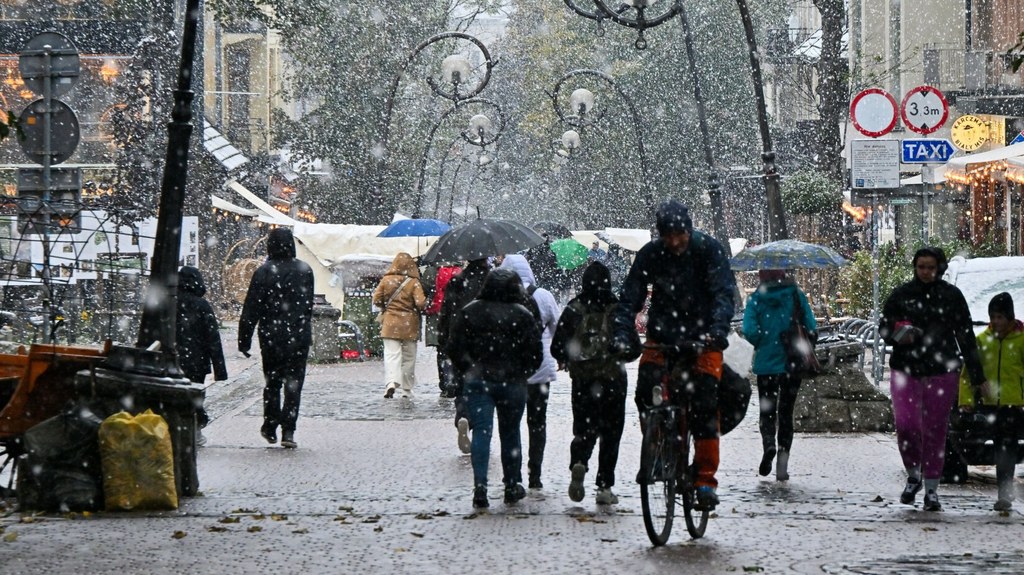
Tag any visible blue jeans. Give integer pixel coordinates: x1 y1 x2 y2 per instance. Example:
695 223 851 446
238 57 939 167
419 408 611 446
465 378 527 488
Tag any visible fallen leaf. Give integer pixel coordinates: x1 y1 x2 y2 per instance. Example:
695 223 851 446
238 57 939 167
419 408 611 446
362 515 381 524
248 526 263 533
922 526 938 532
338 505 354 512
232 508 257 514
3 532 16 542
394 547 409 552
373 525 383 533
414 513 433 520
292 528 309 534
333 516 348 522
600 538 617 543
252 514 265 520
872 495 884 502
433 511 450 517
171 531 187 539
207 525 229 532
219 516 241 524
270 514 288 521
742 567 764 573
411 532 424 538
853 527 873 532
19 517 35 524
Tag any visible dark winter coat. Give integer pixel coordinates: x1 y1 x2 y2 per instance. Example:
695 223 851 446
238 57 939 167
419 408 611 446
176 266 227 381
445 268 543 384
741 280 817 375
437 258 491 349
880 275 984 383
552 261 627 381
612 220 736 350
238 228 315 359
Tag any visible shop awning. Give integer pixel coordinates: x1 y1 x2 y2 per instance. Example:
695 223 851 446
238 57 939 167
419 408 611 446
203 120 249 172
211 194 260 217
945 142 1024 185
1008 156 1024 184
224 179 296 226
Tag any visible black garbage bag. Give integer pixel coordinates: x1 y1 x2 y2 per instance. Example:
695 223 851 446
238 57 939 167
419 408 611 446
719 364 752 436
17 405 104 512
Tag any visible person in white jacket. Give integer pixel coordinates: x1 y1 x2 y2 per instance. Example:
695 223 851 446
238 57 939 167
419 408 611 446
501 254 561 489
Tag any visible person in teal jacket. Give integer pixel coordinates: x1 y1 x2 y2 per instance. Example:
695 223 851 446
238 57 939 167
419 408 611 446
741 269 816 481
957 292 1024 511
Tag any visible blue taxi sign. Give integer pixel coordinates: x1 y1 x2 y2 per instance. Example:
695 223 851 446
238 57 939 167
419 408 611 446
901 138 955 164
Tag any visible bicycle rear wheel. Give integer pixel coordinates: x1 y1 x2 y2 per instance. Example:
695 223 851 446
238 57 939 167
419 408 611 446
640 411 677 546
681 431 709 539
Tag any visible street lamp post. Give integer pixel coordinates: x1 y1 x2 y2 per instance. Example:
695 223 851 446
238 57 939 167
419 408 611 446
548 69 653 223
561 0 789 242
371 32 495 224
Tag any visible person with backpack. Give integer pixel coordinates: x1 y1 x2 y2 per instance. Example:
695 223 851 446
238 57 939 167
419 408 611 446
422 262 462 397
500 254 560 489
551 261 627 505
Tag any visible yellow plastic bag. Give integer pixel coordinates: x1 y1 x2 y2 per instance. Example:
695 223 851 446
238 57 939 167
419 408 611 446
98 409 178 511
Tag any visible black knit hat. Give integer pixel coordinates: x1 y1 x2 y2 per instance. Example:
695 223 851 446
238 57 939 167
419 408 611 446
989 292 1015 320
655 199 693 235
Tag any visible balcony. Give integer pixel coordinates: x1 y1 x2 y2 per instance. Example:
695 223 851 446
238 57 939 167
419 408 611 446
924 47 1024 92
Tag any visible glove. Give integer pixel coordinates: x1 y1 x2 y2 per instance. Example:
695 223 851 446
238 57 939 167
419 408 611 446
700 333 729 352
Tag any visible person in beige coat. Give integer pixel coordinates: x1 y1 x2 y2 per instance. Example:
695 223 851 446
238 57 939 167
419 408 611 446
373 252 428 398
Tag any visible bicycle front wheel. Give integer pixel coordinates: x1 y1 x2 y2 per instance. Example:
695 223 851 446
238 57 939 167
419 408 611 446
681 432 709 539
640 412 677 546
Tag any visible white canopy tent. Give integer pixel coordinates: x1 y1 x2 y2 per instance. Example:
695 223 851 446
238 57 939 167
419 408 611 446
945 142 1024 184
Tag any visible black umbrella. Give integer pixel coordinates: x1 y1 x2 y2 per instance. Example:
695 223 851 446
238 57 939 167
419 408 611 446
531 221 573 239
421 218 545 264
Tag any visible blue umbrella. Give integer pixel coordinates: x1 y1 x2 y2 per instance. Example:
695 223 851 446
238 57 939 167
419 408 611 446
377 218 451 238
730 240 848 271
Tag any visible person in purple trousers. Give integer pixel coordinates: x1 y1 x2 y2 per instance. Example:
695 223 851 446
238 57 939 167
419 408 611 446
880 246 986 511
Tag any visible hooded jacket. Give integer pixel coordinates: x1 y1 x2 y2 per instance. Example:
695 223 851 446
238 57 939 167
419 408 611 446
238 227 315 358
372 252 428 341
742 280 817 375
612 201 736 350
552 261 627 380
879 248 983 383
500 254 560 384
437 258 491 349
959 320 1024 406
176 266 227 381
445 268 543 384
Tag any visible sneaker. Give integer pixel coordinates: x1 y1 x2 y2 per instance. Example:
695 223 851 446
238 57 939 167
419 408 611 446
196 432 208 447
504 483 526 504
994 499 1013 512
900 477 922 505
400 389 413 399
473 485 489 509
281 431 297 449
695 486 719 511
384 383 397 399
923 490 942 512
595 488 619 505
260 424 277 444
457 418 471 454
568 463 587 502
528 477 543 490
758 446 776 476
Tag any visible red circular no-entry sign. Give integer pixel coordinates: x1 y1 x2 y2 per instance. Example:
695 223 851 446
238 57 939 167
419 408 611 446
850 88 899 138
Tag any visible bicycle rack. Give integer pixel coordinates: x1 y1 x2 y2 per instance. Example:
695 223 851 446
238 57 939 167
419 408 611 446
337 320 366 362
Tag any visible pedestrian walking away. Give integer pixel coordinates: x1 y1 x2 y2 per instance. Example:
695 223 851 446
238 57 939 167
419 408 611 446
437 257 491 453
501 254 561 489
957 292 1024 511
422 262 461 397
611 199 736 511
880 246 985 511
374 252 428 399
238 227 315 449
741 269 816 481
175 265 228 447
445 268 543 508
552 261 628 505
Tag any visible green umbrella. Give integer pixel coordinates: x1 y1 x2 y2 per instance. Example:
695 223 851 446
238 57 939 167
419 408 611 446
549 238 589 270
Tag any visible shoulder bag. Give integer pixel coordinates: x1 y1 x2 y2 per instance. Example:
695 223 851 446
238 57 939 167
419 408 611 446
782 290 821 378
376 278 412 325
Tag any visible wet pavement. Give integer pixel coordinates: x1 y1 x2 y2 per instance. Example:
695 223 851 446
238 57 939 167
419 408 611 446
2 328 1023 574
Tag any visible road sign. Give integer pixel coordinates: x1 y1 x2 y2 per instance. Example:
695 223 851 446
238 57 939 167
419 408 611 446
851 139 900 189
1012 131 1024 145
16 167 82 234
900 86 948 135
901 138 956 163
17 99 81 165
18 32 80 98
850 88 899 138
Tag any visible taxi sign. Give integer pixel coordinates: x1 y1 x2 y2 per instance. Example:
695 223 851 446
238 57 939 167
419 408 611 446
900 139 955 163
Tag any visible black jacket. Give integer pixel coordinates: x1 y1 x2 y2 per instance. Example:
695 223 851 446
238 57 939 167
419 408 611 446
445 268 543 384
613 226 736 350
552 261 627 380
238 228 315 359
880 276 984 383
176 266 227 381
437 258 491 349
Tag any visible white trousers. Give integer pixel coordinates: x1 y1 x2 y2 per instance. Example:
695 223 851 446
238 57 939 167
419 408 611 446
383 338 417 392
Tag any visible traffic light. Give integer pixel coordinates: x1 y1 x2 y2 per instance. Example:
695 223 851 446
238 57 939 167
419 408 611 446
16 167 82 234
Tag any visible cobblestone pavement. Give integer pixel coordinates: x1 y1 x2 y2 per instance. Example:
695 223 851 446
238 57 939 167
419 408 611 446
2 329 1022 574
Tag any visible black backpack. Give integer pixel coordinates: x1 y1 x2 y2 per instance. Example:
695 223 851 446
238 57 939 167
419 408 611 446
567 300 617 364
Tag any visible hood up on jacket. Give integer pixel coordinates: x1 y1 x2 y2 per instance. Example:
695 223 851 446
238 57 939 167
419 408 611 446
385 252 421 278
477 267 526 304
178 265 206 297
499 254 537 288
578 261 616 307
267 227 297 260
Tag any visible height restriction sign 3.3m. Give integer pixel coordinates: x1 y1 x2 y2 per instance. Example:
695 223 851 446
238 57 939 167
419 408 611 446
900 85 948 135
850 88 898 138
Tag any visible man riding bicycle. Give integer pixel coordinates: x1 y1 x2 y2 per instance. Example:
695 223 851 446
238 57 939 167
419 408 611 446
611 199 737 510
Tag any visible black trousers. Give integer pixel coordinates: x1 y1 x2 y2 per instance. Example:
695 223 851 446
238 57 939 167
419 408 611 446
527 383 551 482
185 371 210 428
262 350 308 433
991 406 1024 487
569 372 627 488
756 373 801 453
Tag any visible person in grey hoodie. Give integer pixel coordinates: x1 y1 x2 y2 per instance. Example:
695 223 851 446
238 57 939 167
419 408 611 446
501 254 561 489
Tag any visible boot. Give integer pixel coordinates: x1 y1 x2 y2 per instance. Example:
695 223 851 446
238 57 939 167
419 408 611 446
995 455 1015 511
759 446 777 477
776 450 790 481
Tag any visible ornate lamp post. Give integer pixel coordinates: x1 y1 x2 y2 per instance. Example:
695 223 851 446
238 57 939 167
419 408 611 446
561 0 788 242
548 69 653 224
370 32 496 224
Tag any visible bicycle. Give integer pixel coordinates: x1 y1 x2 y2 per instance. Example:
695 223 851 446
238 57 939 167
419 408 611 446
639 341 710 545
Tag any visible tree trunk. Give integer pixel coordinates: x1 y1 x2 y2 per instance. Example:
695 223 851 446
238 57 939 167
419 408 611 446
814 0 847 249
